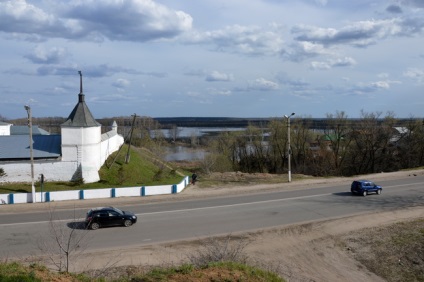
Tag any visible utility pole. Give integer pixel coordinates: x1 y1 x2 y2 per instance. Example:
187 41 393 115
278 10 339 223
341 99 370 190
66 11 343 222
25 105 36 203
125 114 137 164
284 113 295 182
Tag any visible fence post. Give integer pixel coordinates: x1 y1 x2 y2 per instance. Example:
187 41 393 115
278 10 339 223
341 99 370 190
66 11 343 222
141 186 145 196
8 194 14 204
79 190 84 200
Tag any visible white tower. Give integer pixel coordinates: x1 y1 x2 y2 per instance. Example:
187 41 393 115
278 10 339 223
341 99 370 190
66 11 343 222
61 71 102 183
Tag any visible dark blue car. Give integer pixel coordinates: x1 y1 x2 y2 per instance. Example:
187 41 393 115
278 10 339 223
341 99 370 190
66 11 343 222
351 180 382 196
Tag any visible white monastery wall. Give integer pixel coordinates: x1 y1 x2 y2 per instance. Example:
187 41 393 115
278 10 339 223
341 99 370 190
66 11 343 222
0 129 123 184
100 133 124 165
0 160 78 183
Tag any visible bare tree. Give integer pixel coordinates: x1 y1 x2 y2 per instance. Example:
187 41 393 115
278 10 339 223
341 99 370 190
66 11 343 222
394 117 424 169
268 119 287 173
244 124 268 173
37 206 91 273
169 124 181 143
323 111 353 175
212 131 241 170
291 117 314 175
190 131 200 147
344 111 398 175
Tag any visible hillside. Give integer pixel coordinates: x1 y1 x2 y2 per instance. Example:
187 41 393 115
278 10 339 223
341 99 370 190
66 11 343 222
0 144 188 194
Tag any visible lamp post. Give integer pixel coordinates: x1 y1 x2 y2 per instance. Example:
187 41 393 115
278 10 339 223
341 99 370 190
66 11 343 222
284 113 295 182
24 105 36 203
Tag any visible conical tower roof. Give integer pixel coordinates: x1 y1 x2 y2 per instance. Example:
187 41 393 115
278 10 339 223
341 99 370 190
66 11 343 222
62 71 101 127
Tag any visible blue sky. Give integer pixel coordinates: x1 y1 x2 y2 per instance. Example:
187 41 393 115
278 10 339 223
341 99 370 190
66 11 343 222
1 0 423 119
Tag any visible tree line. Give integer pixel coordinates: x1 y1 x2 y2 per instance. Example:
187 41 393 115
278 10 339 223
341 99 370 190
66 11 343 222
4 111 424 177
202 111 424 177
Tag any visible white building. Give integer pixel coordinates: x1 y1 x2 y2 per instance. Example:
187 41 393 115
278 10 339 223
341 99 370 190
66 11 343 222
0 122 11 136
0 72 124 184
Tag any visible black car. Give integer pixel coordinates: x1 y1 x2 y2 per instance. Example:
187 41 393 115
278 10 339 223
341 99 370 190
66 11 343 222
85 207 137 230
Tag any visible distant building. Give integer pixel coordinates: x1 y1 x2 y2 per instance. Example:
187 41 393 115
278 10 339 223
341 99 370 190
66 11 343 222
0 72 124 184
0 121 12 136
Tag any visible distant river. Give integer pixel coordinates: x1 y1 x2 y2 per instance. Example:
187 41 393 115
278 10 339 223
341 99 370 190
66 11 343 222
151 126 246 138
152 127 245 162
151 125 325 162
164 146 207 161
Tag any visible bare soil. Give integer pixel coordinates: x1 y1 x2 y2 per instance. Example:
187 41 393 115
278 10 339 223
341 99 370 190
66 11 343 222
8 169 424 281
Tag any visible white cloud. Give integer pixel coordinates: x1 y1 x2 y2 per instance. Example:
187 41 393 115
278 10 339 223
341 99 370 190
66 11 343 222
352 80 401 95
291 18 421 47
370 81 391 89
25 46 67 64
283 41 332 61
183 24 286 56
0 0 423 119
90 93 135 103
404 68 424 84
206 71 234 82
112 78 131 90
331 57 357 67
248 78 279 91
310 61 331 70
310 57 356 69
207 88 232 96
0 0 193 42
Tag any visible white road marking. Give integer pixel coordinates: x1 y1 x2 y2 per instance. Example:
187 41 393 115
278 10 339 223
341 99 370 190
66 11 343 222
0 182 421 227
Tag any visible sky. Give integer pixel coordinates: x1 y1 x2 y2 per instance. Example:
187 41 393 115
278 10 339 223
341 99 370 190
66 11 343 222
1 0 424 120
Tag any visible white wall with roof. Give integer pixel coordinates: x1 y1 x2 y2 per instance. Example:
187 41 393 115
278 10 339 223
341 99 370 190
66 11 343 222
61 125 103 183
0 73 124 184
0 125 123 184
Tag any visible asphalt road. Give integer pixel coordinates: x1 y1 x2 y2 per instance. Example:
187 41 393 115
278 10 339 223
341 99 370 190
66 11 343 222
1 176 423 259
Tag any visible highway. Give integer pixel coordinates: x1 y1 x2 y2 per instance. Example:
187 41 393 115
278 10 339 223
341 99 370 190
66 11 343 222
1 176 423 259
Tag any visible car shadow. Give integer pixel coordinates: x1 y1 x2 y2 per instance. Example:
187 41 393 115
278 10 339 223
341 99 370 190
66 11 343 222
332 192 354 197
67 221 88 230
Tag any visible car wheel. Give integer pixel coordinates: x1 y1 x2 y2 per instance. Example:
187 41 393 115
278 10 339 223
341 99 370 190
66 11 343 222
124 219 133 227
90 222 100 230
377 189 382 195
362 190 367 197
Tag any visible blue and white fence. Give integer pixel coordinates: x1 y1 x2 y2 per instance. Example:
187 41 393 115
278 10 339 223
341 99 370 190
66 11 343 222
0 176 190 205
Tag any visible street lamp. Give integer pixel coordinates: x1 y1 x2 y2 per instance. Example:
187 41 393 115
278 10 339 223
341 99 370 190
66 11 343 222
24 105 36 203
284 113 295 182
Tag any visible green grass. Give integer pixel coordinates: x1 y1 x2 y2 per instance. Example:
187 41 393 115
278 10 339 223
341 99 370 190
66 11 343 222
105 262 285 282
0 145 189 194
0 261 285 282
0 262 92 282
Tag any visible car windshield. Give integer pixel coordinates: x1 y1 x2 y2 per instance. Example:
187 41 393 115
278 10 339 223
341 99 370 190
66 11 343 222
111 207 124 215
